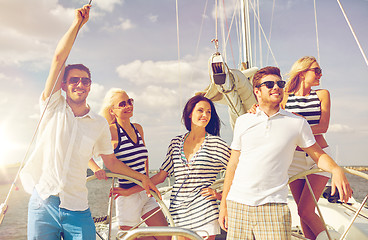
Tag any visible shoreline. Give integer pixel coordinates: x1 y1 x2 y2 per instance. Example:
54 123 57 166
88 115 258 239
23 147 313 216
344 166 368 171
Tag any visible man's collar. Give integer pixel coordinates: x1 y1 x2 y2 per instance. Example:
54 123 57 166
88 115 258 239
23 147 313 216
256 106 288 117
76 104 96 119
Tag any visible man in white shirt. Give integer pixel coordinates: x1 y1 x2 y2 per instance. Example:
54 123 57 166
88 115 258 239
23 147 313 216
218 66 352 240
20 5 160 240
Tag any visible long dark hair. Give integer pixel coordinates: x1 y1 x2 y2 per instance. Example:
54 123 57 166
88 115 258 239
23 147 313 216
182 95 221 136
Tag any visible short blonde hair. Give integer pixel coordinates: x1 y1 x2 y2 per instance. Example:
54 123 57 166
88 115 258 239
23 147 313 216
99 88 127 124
286 56 317 94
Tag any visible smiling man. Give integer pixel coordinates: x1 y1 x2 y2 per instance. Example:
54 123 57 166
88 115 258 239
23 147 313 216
218 66 352 240
20 4 159 240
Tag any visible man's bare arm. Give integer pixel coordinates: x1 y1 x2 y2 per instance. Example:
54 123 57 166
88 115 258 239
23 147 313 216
43 4 91 100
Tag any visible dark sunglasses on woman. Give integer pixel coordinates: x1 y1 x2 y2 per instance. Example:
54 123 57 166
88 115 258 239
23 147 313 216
117 98 134 108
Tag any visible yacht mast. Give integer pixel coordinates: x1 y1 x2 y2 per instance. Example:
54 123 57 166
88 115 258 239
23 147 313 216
240 0 252 68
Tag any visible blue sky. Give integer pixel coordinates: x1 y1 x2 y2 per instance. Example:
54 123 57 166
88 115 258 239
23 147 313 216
0 0 367 169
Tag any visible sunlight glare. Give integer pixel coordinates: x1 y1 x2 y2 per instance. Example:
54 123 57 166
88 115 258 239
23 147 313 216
0 123 17 166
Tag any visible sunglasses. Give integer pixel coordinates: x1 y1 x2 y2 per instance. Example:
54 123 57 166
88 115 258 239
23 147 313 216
307 67 322 75
117 98 134 108
68 77 92 87
256 80 286 89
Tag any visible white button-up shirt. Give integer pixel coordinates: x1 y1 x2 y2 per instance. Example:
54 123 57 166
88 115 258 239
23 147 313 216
20 90 113 211
227 108 315 206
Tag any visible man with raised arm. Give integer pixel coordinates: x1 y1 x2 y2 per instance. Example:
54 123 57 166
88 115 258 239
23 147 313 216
20 5 159 239
218 66 352 240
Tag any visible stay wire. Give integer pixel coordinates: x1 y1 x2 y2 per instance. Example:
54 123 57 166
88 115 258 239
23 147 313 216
0 1 91 224
175 0 183 131
313 0 320 63
221 0 236 68
248 0 278 67
336 0 368 67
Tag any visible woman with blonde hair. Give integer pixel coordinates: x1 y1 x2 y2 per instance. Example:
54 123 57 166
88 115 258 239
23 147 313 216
282 56 331 240
95 88 169 240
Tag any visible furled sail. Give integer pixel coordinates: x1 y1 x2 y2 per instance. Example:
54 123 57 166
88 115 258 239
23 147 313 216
199 52 258 128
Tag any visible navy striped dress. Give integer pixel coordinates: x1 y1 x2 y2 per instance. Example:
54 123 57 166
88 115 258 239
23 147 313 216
284 90 321 126
114 123 148 189
160 133 230 230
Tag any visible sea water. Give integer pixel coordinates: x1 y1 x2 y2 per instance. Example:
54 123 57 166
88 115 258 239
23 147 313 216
0 171 367 240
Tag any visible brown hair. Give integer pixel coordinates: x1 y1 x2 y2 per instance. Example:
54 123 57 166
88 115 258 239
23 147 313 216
63 64 91 83
252 66 282 88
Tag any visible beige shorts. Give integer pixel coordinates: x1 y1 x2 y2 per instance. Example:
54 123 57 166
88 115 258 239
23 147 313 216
115 191 159 226
288 147 331 178
227 201 291 240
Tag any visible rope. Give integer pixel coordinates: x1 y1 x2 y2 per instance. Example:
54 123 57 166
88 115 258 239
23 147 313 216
0 2 91 225
336 0 368 67
313 0 320 63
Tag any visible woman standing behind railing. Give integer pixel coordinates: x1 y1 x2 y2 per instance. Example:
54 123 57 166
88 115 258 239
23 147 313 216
282 56 331 240
92 88 169 240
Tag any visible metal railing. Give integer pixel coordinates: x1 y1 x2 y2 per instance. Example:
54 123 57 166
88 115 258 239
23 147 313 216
121 227 203 240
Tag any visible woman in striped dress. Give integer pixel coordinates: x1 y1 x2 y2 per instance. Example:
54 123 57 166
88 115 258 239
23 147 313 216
124 95 230 239
158 95 230 239
98 88 169 240
282 56 331 240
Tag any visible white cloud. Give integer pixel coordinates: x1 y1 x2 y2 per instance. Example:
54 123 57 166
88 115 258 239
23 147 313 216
120 18 134 30
0 1 74 68
94 0 123 12
88 83 106 112
329 124 354 133
135 85 178 108
102 18 135 32
147 14 159 23
115 54 209 88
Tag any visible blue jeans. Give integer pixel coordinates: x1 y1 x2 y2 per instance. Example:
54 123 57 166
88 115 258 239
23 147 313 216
27 189 96 240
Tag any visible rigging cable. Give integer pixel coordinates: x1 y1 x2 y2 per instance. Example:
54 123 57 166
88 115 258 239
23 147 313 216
194 0 209 57
257 0 262 67
313 0 321 63
0 1 92 224
189 0 209 84
175 0 183 120
220 0 236 68
266 0 276 65
223 0 240 68
336 0 368 67
248 0 278 67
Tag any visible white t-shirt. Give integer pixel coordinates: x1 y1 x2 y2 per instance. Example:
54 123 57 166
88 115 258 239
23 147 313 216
227 108 315 206
20 90 113 211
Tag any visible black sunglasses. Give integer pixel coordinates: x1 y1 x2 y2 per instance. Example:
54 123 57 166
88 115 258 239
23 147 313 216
307 67 322 75
256 80 286 89
68 77 92 87
117 98 134 108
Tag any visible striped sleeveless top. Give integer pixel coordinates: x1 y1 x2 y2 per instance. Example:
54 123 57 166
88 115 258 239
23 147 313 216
114 123 148 189
285 90 321 126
